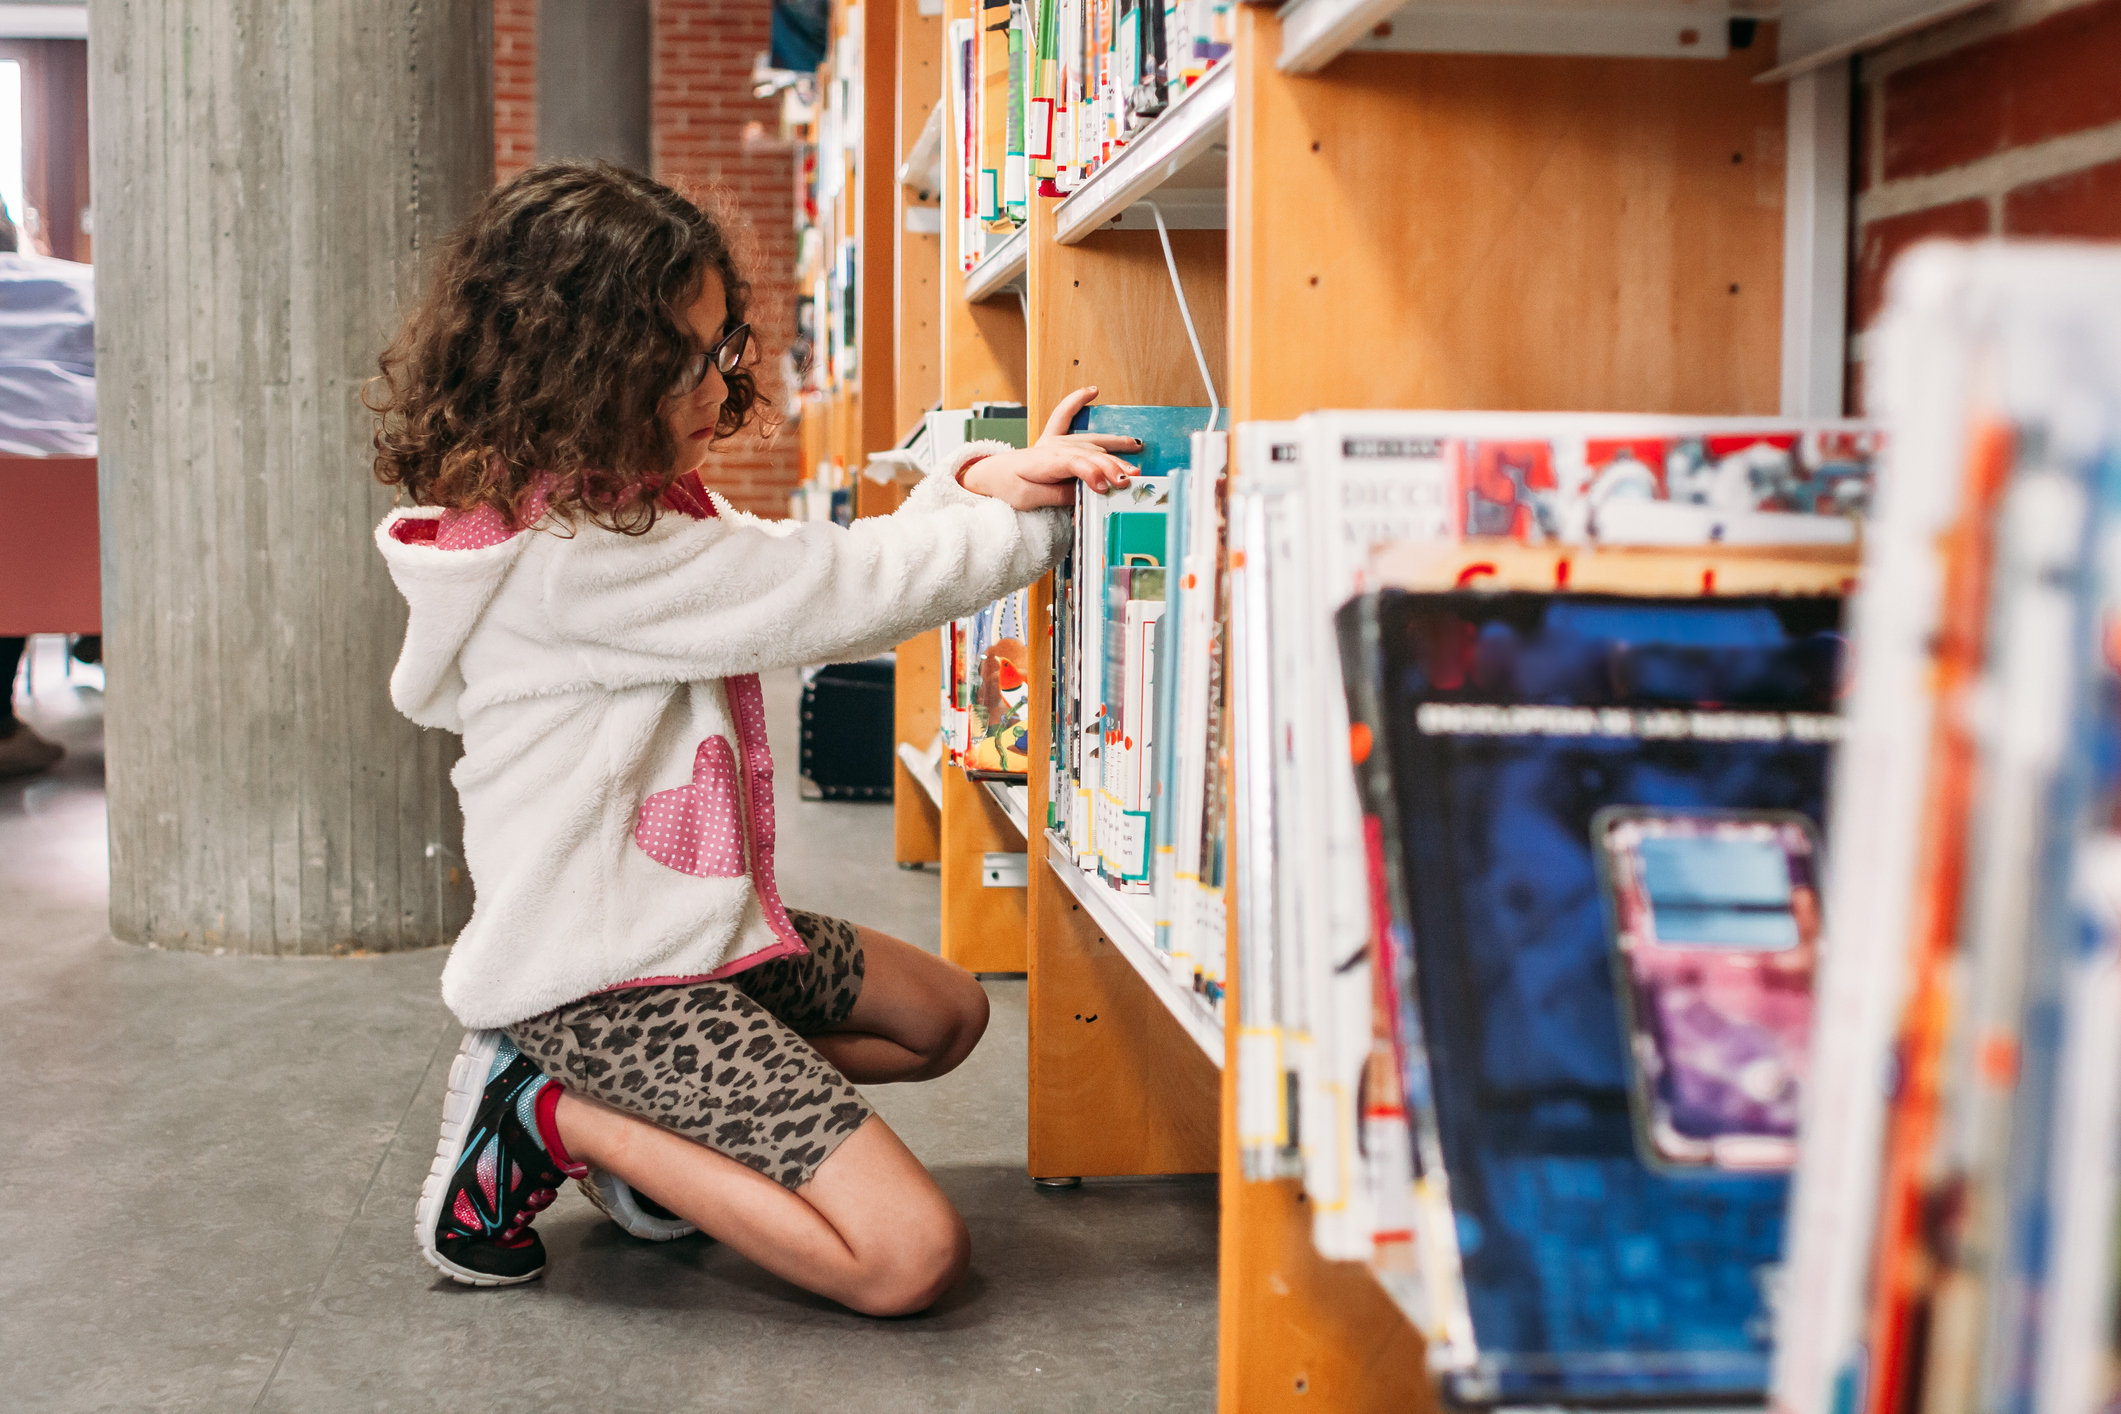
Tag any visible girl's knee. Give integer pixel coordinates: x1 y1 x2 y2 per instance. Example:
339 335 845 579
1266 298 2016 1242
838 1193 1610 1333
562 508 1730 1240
849 1206 970 1317
927 973 989 1078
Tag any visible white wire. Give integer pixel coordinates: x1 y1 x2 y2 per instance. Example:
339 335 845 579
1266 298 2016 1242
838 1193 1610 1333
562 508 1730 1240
1139 200 1219 432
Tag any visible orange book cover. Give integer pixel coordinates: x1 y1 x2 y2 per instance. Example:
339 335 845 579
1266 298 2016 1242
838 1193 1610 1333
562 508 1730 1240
1858 419 2016 1414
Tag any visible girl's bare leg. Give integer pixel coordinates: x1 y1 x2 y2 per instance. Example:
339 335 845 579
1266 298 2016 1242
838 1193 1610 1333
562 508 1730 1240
555 1096 967 1317
803 926 990 1084
549 930 990 1315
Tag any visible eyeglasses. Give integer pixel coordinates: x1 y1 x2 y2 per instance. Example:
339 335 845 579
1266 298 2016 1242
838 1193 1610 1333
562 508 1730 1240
672 322 751 397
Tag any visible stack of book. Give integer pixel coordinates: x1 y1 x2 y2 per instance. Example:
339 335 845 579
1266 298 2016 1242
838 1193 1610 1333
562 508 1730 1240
948 0 1232 272
1046 405 1230 1006
1225 411 1878 1401
1776 244 2121 1414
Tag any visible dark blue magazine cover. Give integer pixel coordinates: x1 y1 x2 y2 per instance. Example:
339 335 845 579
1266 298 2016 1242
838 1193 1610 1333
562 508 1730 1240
1342 589 1844 1406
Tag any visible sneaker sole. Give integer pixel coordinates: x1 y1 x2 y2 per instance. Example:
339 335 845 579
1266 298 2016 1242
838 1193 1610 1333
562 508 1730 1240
414 1029 545 1287
575 1170 700 1243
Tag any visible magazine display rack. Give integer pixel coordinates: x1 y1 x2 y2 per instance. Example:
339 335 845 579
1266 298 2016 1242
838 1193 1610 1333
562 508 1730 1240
825 0 1807 1402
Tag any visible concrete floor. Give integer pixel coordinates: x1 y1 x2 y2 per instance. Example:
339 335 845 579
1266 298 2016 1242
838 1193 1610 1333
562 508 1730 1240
0 642 1218 1413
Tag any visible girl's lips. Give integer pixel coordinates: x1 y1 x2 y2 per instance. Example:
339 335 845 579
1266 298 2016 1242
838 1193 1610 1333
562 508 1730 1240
689 427 714 441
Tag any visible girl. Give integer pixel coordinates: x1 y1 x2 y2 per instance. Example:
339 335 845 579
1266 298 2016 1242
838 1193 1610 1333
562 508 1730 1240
369 163 1137 1313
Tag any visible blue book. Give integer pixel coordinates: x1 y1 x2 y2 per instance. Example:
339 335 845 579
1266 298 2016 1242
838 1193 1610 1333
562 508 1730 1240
1337 589 1845 1407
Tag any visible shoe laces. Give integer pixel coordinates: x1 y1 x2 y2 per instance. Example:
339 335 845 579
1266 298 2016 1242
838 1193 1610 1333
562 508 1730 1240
495 1186 556 1245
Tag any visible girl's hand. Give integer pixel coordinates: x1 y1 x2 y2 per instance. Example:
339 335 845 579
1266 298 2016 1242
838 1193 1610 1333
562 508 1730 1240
957 386 1141 510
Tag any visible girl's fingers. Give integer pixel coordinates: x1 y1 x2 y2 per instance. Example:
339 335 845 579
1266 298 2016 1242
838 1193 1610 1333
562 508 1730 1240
1064 455 1108 492
1047 432 1140 456
1040 386 1098 443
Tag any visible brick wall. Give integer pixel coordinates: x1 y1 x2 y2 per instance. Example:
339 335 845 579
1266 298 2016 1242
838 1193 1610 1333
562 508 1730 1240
653 0 801 518
1850 0 2121 408
495 0 538 184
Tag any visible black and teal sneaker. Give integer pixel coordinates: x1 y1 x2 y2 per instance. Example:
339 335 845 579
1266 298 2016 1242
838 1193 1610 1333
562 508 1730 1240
416 1030 585 1286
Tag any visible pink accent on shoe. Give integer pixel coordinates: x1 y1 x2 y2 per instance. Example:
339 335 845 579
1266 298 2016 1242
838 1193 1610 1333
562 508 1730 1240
453 1190 480 1231
497 1189 553 1243
477 1137 500 1206
534 1079 589 1179
633 736 747 878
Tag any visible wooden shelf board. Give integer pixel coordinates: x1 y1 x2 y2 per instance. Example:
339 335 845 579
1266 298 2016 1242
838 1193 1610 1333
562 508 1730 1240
1041 830 1223 1066
1274 0 1755 76
896 740 943 809
1053 59 1233 246
963 226 1029 303
982 778 1030 838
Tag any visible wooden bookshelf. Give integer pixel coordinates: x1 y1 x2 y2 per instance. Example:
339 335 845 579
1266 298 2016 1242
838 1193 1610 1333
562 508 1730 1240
888 0 945 866
828 2 1813 1406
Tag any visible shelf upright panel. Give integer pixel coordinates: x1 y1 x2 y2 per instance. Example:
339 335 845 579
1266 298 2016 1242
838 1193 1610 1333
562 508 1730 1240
926 0 1028 963
860 0 902 465
940 762 1029 972
892 647 943 865
895 0 945 435
1020 171 1223 1185
888 0 948 861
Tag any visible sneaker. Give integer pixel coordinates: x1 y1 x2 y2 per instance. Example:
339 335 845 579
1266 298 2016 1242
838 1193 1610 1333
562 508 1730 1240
416 1030 585 1286
0 722 63 780
576 1168 699 1243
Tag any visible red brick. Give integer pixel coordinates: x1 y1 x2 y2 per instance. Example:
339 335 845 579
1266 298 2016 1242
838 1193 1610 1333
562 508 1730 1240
650 0 800 501
1854 198 1991 329
1883 0 2121 181
2006 155 2121 238
493 0 538 182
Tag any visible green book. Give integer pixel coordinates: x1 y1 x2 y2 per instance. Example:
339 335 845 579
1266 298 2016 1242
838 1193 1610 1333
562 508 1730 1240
965 416 1030 449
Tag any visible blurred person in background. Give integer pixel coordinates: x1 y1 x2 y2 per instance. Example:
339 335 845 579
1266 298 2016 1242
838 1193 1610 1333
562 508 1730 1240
0 196 96 779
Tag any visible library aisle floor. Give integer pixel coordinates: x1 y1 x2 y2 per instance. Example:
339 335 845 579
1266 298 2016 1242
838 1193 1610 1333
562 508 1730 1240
0 643 1217 1413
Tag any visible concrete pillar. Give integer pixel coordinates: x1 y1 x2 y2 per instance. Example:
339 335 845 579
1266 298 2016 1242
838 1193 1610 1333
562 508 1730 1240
90 1 492 953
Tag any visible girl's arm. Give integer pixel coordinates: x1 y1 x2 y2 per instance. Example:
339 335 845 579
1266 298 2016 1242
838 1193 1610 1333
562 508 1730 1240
541 388 1139 682
541 459 1056 681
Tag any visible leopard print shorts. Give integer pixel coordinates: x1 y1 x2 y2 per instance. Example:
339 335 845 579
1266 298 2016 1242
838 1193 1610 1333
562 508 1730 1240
504 910 873 1191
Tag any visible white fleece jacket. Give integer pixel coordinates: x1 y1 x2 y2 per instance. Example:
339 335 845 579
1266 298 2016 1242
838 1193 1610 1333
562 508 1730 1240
375 441 1062 1028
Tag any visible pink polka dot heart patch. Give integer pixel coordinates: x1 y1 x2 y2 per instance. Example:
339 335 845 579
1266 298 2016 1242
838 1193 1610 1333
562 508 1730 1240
633 736 747 878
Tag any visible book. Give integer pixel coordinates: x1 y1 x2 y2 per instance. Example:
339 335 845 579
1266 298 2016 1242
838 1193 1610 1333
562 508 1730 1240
1165 430 1229 1003
1339 586 1845 1405
1772 243 2121 1414
979 0 1011 227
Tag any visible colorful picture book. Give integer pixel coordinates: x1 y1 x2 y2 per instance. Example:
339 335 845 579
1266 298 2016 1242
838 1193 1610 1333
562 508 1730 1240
940 410 1034 779
1773 245 2121 1414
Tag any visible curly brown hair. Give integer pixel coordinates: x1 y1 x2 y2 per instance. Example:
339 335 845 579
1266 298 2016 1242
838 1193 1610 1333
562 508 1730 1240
368 161 760 533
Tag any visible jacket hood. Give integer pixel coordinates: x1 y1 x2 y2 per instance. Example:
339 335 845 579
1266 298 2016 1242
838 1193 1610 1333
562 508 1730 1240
375 508 534 732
